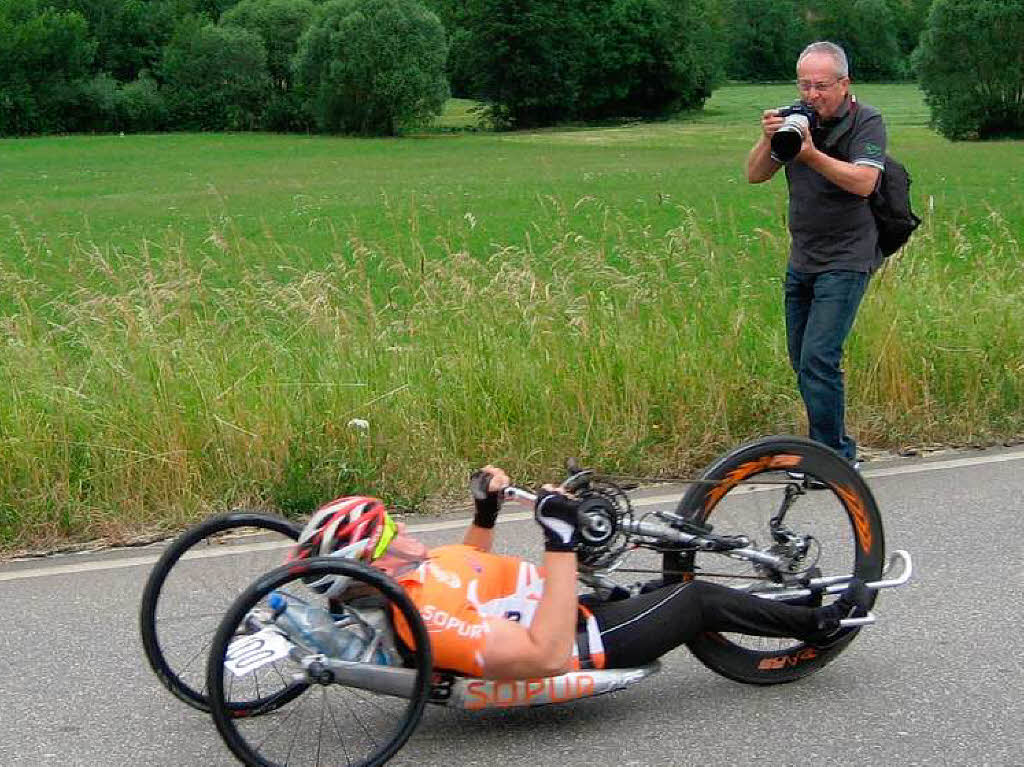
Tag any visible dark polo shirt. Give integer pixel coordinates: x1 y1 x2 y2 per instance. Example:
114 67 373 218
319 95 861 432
784 96 886 273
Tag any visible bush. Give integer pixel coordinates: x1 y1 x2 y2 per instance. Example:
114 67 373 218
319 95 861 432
117 71 168 132
158 19 270 130
293 0 449 135
221 0 316 130
65 71 120 132
56 70 168 133
915 0 1024 140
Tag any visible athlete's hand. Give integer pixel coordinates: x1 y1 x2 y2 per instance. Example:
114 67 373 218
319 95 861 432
534 488 581 552
469 465 510 529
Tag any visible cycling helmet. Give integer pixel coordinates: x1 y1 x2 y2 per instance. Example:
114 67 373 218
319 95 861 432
287 496 396 597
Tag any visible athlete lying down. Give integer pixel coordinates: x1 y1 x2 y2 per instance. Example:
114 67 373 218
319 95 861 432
288 466 873 680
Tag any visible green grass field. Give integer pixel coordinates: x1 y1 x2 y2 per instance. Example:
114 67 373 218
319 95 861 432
2 83 1022 551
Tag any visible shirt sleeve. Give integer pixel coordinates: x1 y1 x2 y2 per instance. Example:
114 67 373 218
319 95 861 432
848 111 886 171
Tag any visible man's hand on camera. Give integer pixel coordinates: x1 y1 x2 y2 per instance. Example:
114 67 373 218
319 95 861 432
761 109 784 140
794 121 818 163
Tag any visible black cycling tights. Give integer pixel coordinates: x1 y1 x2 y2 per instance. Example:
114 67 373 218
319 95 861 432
585 580 821 669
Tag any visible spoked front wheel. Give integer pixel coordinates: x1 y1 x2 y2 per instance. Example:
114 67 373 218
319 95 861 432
666 436 885 684
207 557 432 767
139 510 303 712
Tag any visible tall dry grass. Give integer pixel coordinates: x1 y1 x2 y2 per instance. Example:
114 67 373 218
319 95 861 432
2 196 1022 550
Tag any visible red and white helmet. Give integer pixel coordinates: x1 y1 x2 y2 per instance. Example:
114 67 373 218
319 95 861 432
287 496 395 597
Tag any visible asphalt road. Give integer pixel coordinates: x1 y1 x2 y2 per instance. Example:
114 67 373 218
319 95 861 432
1 446 1022 767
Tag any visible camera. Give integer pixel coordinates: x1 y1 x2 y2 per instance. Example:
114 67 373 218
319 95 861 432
770 102 818 163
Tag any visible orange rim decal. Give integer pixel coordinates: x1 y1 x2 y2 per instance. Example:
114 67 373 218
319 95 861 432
757 647 818 670
704 454 801 511
835 484 873 554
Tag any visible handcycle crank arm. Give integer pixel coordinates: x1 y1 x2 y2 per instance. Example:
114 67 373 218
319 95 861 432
503 487 538 506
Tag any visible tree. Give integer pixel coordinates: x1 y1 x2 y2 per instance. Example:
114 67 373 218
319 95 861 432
810 0 903 80
915 0 1024 139
455 0 590 127
884 0 934 64
585 0 724 118
724 0 809 81
221 0 317 130
49 0 245 81
455 0 725 129
0 0 96 134
293 0 449 135
419 0 477 97
158 19 270 130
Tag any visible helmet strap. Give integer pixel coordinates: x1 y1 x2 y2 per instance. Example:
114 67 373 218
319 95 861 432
372 513 397 560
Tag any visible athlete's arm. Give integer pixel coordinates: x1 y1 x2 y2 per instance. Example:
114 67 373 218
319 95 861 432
479 489 582 679
480 550 578 679
463 465 510 552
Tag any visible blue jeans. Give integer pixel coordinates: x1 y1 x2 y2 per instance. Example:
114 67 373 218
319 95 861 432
784 268 869 462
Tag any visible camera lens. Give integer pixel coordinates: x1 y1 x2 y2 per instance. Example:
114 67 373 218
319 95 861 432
770 113 809 163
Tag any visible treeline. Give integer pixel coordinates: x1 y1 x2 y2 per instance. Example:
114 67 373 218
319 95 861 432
723 0 934 82
0 0 726 135
1 0 1022 138
0 0 450 135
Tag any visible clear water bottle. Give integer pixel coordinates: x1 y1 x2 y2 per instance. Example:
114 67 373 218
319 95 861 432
268 592 368 661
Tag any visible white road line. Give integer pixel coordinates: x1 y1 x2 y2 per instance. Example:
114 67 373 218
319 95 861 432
2 449 1022 583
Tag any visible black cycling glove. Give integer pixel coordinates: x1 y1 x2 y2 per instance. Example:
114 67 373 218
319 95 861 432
534 489 581 552
469 470 501 529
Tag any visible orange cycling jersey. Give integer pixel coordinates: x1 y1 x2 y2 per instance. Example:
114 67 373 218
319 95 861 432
391 544 605 677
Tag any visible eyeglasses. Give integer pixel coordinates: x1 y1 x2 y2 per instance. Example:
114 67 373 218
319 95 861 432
796 78 843 93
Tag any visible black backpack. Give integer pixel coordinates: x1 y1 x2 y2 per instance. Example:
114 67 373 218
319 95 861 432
829 99 922 257
871 154 922 257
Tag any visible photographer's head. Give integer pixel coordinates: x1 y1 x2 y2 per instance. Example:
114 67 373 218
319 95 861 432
796 42 850 120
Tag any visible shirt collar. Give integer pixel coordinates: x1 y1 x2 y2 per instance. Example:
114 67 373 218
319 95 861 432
821 95 853 127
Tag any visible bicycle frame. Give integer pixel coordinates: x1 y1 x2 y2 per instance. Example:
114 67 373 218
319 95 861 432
295 657 662 710
224 469 914 716
502 485 913 628
280 550 912 709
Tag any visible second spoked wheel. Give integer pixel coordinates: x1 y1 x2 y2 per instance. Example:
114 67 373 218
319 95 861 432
207 557 432 767
139 510 303 712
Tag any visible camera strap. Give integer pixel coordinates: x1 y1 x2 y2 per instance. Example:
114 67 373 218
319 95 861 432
821 95 859 160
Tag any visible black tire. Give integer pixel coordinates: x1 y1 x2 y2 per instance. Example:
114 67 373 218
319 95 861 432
139 510 303 712
207 557 432 767
664 436 885 685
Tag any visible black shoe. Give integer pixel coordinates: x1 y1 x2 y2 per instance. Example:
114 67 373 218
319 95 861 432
804 578 875 648
785 470 828 490
787 460 861 491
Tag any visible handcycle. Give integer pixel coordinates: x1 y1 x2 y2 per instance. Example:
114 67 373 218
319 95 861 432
139 435 912 767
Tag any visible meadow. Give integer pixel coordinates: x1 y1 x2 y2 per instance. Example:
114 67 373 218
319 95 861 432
2 83 1022 551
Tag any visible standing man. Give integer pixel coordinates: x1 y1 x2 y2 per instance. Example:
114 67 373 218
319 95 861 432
747 41 885 468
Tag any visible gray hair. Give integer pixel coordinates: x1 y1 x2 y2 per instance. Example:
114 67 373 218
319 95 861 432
797 41 849 78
